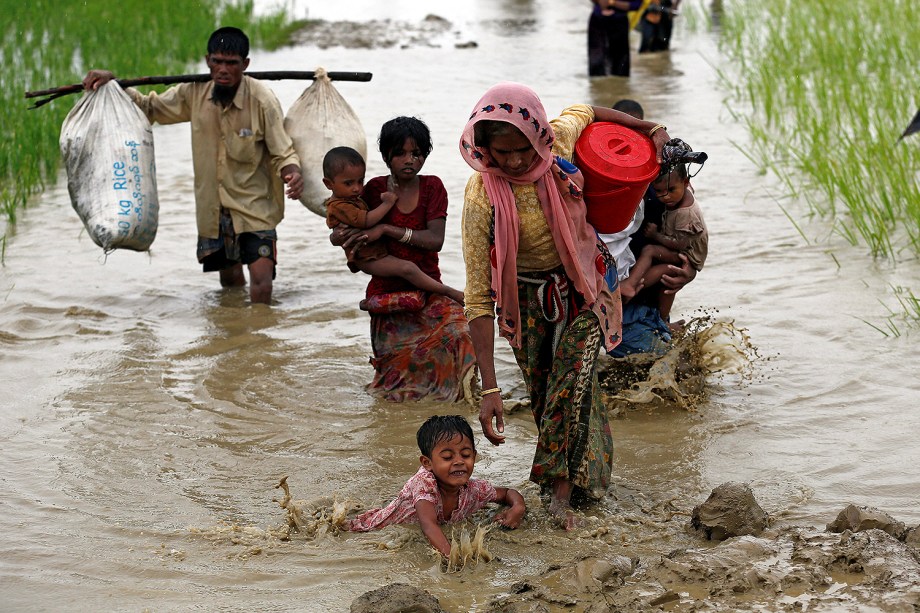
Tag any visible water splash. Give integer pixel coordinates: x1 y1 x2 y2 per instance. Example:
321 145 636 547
183 476 360 557
187 521 285 559
273 476 357 540
272 476 496 572
444 523 493 573
599 313 761 411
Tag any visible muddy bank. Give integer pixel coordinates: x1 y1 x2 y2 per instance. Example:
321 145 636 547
268 469 920 611
292 14 474 50
290 10 542 51
349 501 920 612
487 526 920 612
178 477 920 612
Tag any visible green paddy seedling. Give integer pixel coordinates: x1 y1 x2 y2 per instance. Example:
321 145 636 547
718 0 920 325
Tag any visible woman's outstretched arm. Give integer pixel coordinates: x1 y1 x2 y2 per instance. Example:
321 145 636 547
591 105 672 159
469 316 505 446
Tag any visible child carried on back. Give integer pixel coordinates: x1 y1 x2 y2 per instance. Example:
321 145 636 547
346 415 526 558
322 146 465 305
620 138 708 319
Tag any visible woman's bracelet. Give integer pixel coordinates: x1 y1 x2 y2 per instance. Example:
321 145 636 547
648 124 667 137
481 387 502 396
399 227 413 243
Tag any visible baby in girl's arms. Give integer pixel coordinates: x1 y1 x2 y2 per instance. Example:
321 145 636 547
322 146 465 305
346 415 526 558
619 138 708 319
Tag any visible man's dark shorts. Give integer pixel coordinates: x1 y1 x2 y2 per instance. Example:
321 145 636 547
198 209 277 278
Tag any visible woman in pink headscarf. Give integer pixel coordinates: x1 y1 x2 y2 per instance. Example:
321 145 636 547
459 82 670 528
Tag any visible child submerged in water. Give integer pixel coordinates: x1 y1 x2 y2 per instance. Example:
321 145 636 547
322 146 465 305
346 415 526 557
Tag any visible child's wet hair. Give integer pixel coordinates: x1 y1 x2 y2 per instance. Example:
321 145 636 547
658 161 690 181
379 116 433 165
322 146 366 179
658 138 701 181
417 415 476 457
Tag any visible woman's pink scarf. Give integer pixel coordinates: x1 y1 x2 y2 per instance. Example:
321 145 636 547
459 82 611 349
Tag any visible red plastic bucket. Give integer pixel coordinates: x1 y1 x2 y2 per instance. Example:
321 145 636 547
574 122 659 233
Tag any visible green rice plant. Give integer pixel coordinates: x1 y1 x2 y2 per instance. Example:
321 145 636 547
896 286 920 321
717 0 920 259
856 313 901 338
776 201 810 246
0 0 294 257
716 0 920 327
673 0 711 33
221 0 310 51
860 285 920 337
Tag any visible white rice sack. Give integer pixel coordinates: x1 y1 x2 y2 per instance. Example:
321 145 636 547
60 80 159 252
284 67 367 216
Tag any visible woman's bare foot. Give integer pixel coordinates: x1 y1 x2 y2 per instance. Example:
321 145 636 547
548 499 580 531
548 478 579 530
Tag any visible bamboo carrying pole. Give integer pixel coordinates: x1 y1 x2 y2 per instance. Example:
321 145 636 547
24 70 373 109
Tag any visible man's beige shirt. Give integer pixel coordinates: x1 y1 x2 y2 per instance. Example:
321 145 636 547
128 76 300 238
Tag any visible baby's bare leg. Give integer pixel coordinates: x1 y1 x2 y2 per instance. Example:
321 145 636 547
637 260 683 296
359 256 465 304
620 263 647 302
657 290 677 320
623 244 679 301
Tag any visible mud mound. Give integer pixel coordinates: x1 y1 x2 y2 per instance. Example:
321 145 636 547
827 503 908 540
690 481 769 540
351 583 446 613
484 527 920 611
292 15 460 50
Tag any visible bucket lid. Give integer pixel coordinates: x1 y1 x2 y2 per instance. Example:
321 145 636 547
574 122 659 184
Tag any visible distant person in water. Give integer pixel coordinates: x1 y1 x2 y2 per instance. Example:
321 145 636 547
345 415 526 558
639 0 681 53
588 0 644 76
323 146 465 305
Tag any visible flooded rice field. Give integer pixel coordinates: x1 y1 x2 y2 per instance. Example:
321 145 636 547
1 1 918 610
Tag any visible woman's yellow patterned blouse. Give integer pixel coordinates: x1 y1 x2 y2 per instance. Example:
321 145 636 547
461 104 595 322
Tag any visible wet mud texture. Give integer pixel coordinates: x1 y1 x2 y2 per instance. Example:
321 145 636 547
292 14 475 50
290 11 539 51
353 504 920 612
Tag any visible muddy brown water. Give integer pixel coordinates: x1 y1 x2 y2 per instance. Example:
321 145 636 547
2 1 919 611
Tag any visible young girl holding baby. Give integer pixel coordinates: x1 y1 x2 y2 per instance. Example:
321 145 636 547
323 146 465 304
330 116 478 403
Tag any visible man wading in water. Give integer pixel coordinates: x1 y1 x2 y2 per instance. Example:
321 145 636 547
83 27 304 304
